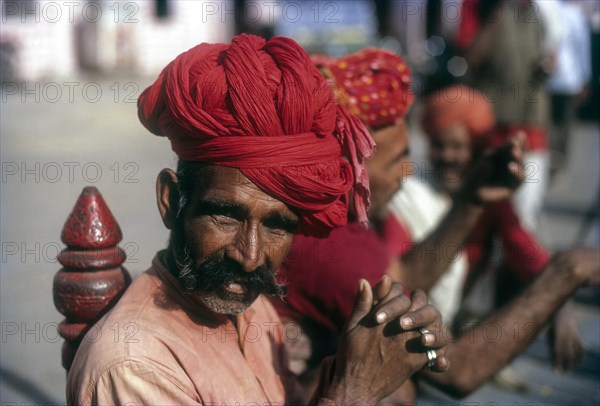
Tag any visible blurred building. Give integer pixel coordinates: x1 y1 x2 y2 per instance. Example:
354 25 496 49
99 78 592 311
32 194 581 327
272 0 379 56
1 0 234 81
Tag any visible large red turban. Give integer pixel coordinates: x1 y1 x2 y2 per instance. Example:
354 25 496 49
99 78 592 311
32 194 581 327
138 34 374 235
314 49 414 129
421 85 496 148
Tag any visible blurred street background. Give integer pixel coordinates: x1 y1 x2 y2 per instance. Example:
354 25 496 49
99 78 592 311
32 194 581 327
1 0 599 404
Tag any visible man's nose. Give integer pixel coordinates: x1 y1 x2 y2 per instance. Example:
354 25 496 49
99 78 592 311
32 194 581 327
441 147 457 163
396 157 413 182
224 224 266 273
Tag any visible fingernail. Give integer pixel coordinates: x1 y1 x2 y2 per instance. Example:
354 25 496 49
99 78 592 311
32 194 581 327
423 333 434 345
376 312 387 324
359 279 365 293
400 317 413 329
439 357 449 370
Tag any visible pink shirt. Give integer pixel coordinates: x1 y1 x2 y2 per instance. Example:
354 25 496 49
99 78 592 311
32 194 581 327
67 253 309 405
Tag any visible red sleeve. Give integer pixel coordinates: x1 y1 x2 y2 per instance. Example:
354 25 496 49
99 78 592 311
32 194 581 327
456 0 482 51
274 223 392 334
494 201 550 283
465 201 550 287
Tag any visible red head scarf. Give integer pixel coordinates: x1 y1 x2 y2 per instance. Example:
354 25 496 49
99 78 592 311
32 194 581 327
138 34 374 235
422 85 496 149
314 49 414 130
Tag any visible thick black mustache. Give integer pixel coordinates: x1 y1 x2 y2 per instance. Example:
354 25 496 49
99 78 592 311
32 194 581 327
178 250 287 299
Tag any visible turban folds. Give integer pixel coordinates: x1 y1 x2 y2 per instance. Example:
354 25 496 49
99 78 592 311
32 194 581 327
421 85 495 148
138 34 374 235
315 49 414 129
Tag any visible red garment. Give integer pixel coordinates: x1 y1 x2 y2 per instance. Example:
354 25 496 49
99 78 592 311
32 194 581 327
137 34 375 235
494 125 549 152
465 200 550 285
456 0 482 51
275 221 411 334
380 213 415 257
315 49 414 130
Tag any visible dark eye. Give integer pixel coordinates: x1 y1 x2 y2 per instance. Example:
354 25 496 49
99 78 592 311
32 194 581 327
211 214 240 228
263 217 298 235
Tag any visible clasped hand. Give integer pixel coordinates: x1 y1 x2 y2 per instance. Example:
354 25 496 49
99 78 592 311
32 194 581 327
327 275 449 404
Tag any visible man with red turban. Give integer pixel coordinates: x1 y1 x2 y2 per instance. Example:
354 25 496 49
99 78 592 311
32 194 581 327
66 34 450 405
273 50 600 402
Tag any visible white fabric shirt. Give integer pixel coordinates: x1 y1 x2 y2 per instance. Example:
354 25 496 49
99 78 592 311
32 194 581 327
389 176 468 324
547 1 592 94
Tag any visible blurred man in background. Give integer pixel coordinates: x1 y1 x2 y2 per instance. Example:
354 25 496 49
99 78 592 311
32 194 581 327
392 85 584 380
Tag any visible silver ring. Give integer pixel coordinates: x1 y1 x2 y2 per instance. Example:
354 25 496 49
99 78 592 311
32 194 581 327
426 349 437 369
419 327 430 335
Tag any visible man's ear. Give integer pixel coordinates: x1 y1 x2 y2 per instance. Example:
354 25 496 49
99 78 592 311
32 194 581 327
156 168 179 230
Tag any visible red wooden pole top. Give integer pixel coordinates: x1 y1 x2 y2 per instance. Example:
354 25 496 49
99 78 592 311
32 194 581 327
61 186 123 249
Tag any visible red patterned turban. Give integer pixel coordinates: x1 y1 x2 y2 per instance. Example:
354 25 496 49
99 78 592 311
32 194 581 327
138 34 374 235
314 49 414 129
422 85 496 149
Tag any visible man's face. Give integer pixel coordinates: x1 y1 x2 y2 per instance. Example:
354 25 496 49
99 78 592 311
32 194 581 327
429 123 472 194
366 120 411 220
166 166 299 315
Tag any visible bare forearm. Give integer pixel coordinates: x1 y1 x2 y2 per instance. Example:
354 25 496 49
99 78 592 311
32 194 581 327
400 203 483 291
424 256 583 397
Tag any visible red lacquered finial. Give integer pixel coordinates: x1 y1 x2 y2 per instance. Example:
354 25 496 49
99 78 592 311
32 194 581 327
54 187 131 371
61 186 122 249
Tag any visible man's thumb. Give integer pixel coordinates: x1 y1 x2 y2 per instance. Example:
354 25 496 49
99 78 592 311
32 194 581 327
345 279 373 331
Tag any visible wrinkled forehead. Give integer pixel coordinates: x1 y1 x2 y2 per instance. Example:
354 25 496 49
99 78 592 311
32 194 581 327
431 122 471 147
187 165 298 218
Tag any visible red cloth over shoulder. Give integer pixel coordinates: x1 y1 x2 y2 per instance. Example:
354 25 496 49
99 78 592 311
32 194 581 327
274 223 394 334
379 213 414 257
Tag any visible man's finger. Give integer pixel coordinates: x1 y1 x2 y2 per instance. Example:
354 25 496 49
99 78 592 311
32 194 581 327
400 305 441 331
371 274 393 304
372 294 412 325
476 187 513 202
422 347 450 373
430 355 450 372
407 289 428 312
509 131 526 152
418 330 447 349
344 279 373 332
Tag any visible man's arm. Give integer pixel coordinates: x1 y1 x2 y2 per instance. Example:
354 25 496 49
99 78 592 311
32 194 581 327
420 248 600 397
70 359 201 406
549 299 584 371
494 202 584 372
393 200 483 291
391 136 525 292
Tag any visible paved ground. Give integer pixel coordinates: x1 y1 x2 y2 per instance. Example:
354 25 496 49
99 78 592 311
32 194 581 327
1 78 598 405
